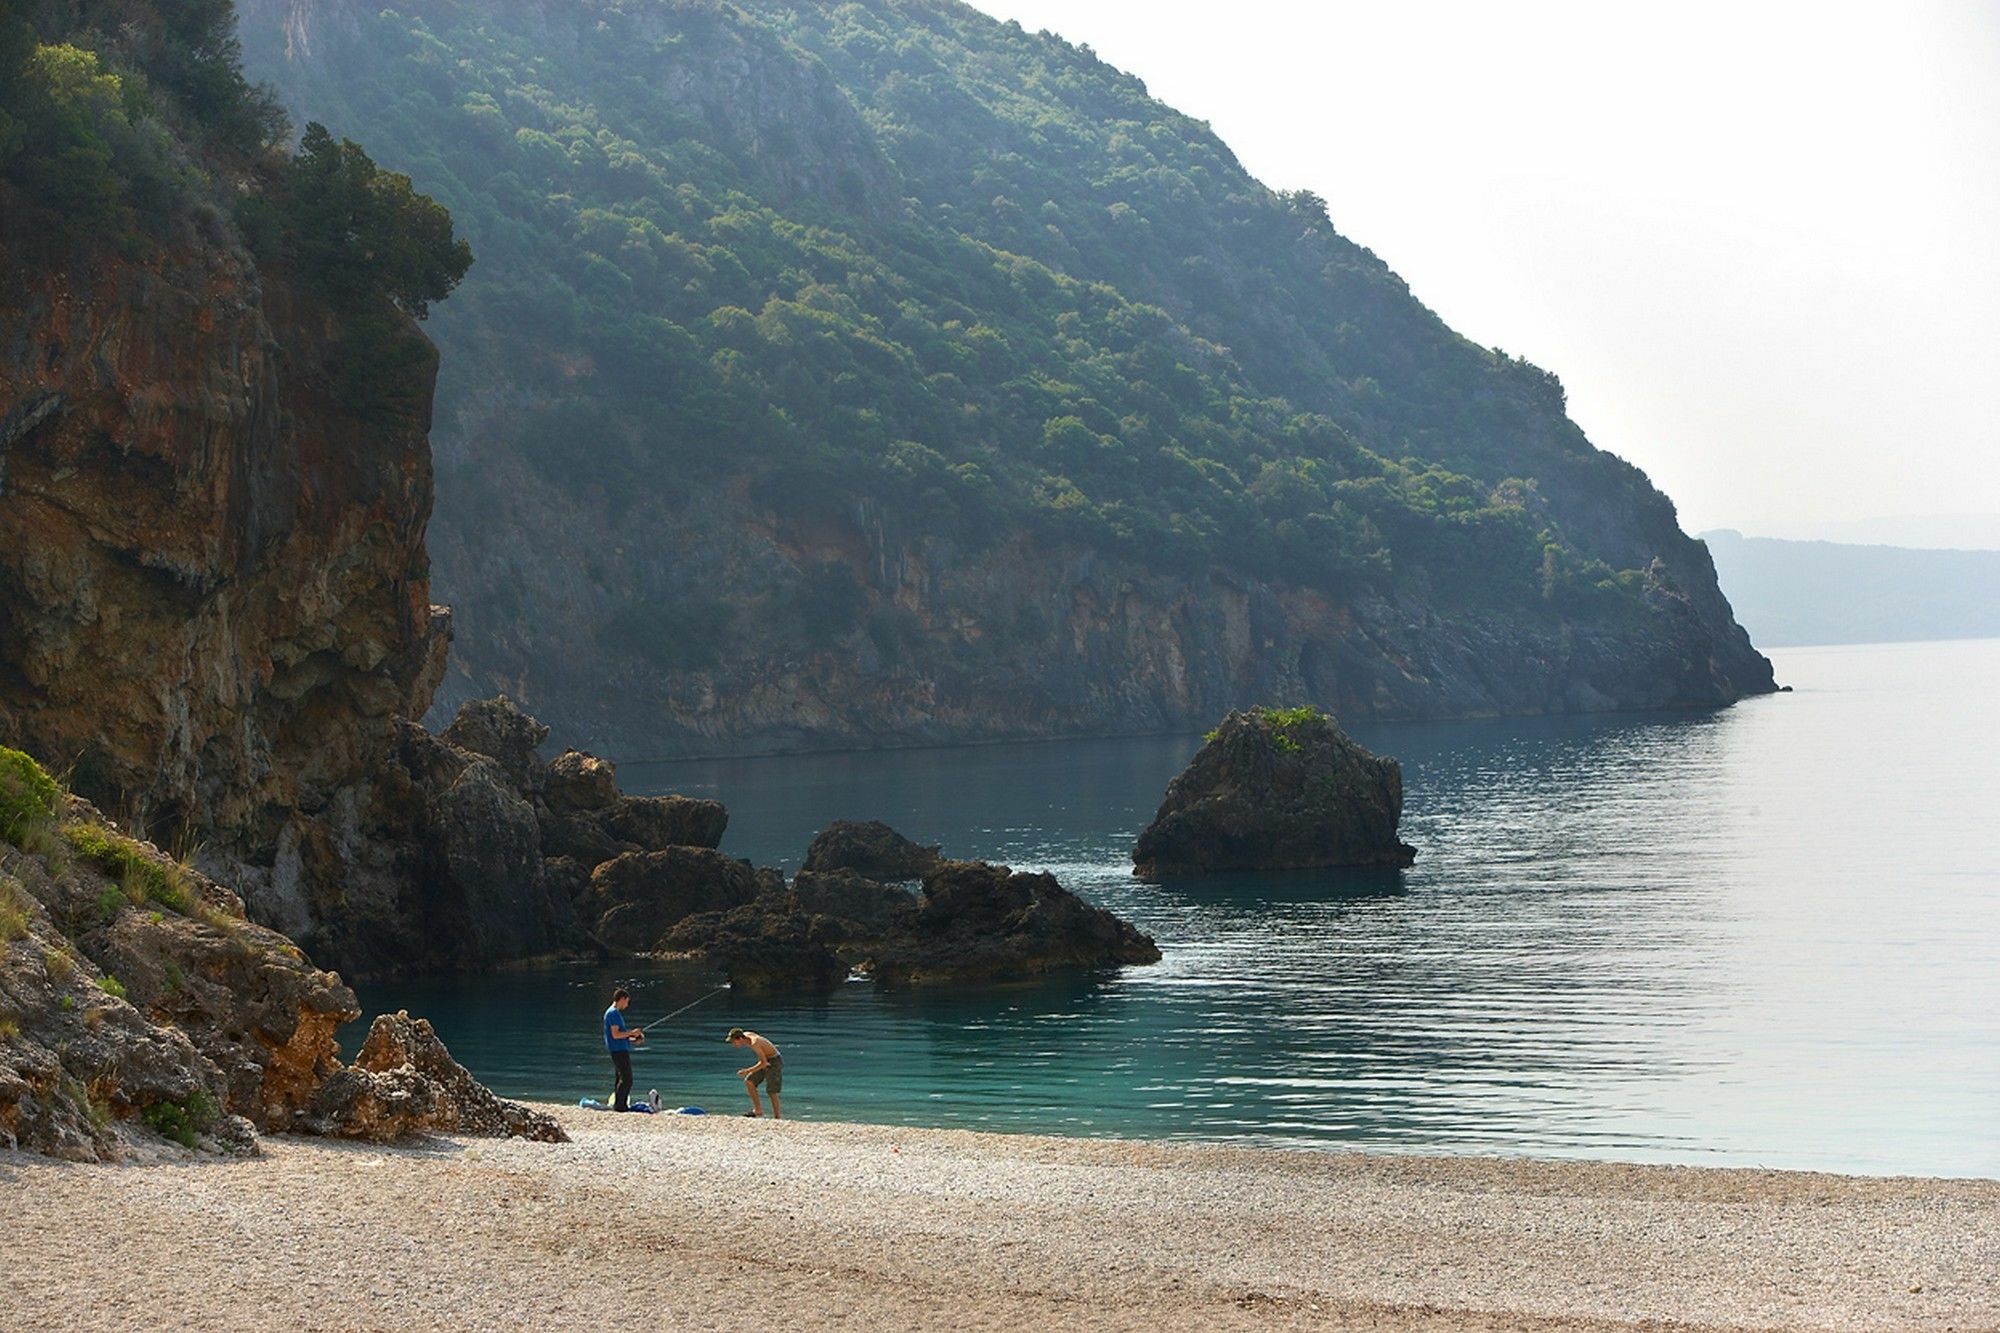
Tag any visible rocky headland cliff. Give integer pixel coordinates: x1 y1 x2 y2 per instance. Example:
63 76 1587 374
239 0 1776 759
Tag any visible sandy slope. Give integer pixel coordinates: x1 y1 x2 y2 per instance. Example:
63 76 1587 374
2 1108 1995 1331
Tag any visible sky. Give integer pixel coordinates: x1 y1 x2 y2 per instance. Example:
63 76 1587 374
964 0 2000 545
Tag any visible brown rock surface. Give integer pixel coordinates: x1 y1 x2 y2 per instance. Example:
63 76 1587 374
305 1011 565 1143
800 820 942 881
1133 709 1417 875
0 216 448 976
582 848 763 951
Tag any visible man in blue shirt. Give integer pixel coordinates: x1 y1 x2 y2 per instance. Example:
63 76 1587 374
604 988 644 1111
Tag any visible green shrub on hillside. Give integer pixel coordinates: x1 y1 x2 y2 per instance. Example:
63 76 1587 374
0 874 31 942
0 748 60 847
62 823 193 913
142 1089 218 1148
236 1 1652 622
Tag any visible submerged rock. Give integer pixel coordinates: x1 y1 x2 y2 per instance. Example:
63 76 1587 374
800 820 942 880
1133 708 1416 875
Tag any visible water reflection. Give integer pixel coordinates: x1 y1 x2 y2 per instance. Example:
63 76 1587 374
356 642 2000 1176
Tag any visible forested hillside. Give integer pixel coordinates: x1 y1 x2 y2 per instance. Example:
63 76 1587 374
239 0 1773 754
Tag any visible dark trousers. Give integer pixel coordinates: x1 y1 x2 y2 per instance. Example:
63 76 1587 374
610 1049 633 1111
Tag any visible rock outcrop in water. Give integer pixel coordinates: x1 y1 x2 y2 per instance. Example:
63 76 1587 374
1134 709 1416 876
656 823 1161 990
0 747 560 1159
800 821 944 881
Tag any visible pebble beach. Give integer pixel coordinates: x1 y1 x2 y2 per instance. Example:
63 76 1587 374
4 1108 1997 1331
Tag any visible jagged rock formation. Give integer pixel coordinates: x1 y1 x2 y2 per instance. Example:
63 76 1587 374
801 820 943 881
657 823 1161 990
0 747 557 1158
304 1011 563 1142
1133 709 1417 876
869 859 1163 987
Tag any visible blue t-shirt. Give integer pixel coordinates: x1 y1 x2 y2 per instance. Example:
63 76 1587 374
604 1005 634 1052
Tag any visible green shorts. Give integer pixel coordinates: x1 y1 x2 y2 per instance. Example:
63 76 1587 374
747 1057 782 1095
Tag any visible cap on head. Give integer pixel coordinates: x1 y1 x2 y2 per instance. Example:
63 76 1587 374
726 1026 746 1042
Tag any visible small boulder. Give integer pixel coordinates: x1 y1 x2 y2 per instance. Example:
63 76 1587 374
603 794 728 851
440 696 550 792
1133 708 1416 876
801 820 942 880
350 1011 564 1142
544 749 620 813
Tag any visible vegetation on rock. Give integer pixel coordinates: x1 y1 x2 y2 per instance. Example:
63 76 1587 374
0 740 560 1158
239 0 1771 750
1136 709 1416 875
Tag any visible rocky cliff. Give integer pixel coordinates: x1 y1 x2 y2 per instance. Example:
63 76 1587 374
0 746 561 1159
239 0 1776 759
0 220 465 973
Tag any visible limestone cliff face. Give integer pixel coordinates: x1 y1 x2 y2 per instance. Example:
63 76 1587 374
429 455 1771 757
0 237 448 970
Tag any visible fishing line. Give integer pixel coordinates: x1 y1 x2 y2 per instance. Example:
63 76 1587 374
633 984 731 1035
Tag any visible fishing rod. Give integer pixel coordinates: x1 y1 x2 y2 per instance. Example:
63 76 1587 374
633 984 731 1036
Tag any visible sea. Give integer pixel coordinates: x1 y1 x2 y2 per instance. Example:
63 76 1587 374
355 638 2000 1177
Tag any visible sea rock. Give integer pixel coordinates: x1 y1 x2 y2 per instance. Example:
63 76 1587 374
582 848 763 951
304 1011 565 1143
801 820 943 880
791 869 917 930
434 758 556 961
603 795 728 851
660 904 851 993
1133 709 1416 875
868 860 1161 987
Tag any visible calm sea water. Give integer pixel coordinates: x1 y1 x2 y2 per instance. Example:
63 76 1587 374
358 639 2000 1177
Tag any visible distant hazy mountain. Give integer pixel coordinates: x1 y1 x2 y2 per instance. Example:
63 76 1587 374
1713 514 2000 551
1702 530 2000 647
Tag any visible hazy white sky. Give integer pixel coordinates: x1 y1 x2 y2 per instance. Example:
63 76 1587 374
964 0 2000 540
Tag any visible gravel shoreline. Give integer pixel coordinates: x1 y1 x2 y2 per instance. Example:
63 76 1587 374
3 1106 1995 1331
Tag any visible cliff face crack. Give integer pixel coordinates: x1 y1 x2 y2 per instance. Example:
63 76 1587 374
0 391 64 492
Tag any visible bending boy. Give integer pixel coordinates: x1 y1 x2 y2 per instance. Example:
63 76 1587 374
728 1026 782 1119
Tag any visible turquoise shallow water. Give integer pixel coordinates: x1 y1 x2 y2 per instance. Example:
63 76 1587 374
357 639 2000 1176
